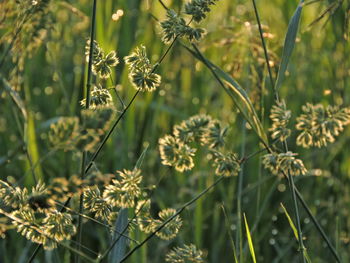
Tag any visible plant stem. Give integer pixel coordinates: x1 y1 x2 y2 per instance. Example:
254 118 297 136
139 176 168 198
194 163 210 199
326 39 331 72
251 1 305 261
251 0 278 101
76 1 97 262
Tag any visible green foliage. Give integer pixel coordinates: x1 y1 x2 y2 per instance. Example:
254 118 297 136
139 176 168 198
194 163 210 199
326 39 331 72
1 0 350 262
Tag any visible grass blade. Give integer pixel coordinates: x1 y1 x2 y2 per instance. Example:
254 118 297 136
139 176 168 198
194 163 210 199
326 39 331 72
243 213 256 263
110 209 129 263
280 203 313 263
1 75 27 121
274 0 304 91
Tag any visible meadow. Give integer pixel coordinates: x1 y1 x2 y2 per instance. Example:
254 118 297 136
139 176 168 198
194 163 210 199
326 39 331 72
0 0 349 262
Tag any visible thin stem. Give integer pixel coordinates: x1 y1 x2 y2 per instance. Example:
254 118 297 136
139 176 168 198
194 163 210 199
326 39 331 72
109 74 125 109
236 120 246 261
116 177 225 262
251 0 278 101
76 0 97 261
54 202 139 244
251 2 305 260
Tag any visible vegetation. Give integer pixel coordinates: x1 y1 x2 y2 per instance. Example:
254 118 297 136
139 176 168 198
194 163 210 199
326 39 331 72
0 0 349 262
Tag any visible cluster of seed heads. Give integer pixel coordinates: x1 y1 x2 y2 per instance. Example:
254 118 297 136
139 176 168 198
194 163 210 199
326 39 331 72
124 45 161 92
165 243 206 263
296 103 350 148
160 0 219 44
83 169 182 240
269 100 292 142
0 180 76 249
262 151 307 176
159 114 240 176
48 107 116 153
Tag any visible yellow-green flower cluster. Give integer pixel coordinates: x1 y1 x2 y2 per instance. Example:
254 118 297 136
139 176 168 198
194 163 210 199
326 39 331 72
159 135 197 172
85 39 119 79
80 85 113 109
160 0 219 44
165 243 205 263
211 151 240 177
269 100 291 142
103 169 142 208
0 180 76 250
124 45 161 92
48 107 116 153
296 103 350 148
48 117 80 150
262 151 307 176
135 200 182 240
159 114 240 176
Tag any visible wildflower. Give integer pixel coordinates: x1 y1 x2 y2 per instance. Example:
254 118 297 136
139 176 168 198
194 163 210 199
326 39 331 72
28 181 53 211
159 135 196 172
103 169 142 208
166 244 205 263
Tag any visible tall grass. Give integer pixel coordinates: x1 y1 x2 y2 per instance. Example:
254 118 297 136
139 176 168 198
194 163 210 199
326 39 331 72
0 0 349 262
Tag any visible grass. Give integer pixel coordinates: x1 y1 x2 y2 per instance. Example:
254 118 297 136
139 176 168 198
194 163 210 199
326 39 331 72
0 0 350 262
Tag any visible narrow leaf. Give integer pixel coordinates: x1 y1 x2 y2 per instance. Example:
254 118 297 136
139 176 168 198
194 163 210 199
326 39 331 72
0 75 27 120
280 203 312 263
110 209 129 263
243 213 256 263
274 0 304 91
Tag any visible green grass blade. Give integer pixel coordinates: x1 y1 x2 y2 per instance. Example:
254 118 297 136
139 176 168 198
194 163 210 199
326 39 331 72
110 208 129 263
280 203 312 263
107 147 148 262
1 75 27 121
243 213 256 263
185 44 268 147
274 0 304 91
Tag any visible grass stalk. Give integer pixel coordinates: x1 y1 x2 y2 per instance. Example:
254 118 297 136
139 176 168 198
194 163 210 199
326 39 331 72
251 1 306 260
76 1 97 262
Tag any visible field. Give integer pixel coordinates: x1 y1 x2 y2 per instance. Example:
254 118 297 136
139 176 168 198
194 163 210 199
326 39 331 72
0 0 349 262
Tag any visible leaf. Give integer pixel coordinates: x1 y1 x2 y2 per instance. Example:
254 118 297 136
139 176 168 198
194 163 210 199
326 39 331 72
280 203 299 240
109 147 148 262
135 145 148 170
280 203 312 263
274 0 304 91
243 213 256 263
184 44 268 146
0 75 27 121
110 209 129 263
